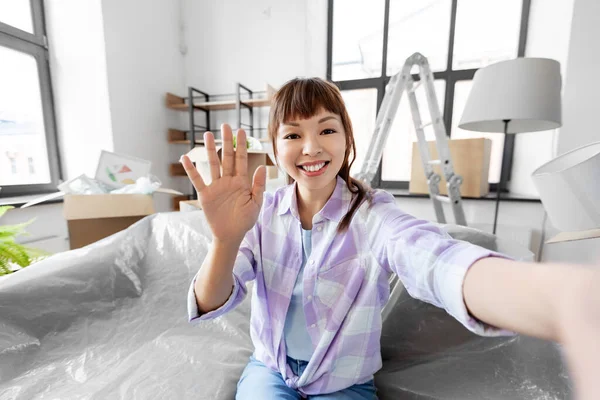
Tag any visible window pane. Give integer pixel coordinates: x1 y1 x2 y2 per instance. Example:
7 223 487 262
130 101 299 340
0 46 51 186
340 89 379 177
453 0 522 70
386 0 451 76
451 80 503 183
0 1 34 33
332 0 385 81
382 80 446 181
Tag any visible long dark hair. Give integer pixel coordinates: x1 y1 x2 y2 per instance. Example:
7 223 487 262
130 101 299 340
268 77 373 233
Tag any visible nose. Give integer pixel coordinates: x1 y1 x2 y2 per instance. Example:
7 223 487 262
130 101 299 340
302 134 323 157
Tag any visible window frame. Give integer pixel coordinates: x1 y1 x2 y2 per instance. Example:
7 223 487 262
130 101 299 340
0 0 62 198
327 0 531 191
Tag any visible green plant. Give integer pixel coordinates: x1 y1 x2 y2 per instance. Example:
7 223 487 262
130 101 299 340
232 135 252 150
0 206 46 276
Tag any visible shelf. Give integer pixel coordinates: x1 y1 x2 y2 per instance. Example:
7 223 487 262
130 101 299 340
170 163 186 176
196 98 271 111
166 84 275 211
169 139 223 145
168 138 271 145
169 140 196 144
168 128 269 145
166 85 275 111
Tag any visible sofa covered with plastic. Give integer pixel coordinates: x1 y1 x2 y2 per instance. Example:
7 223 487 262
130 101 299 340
0 211 571 399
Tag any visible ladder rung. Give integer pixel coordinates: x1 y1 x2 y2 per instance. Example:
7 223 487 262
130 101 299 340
419 121 432 130
434 195 451 203
428 160 441 165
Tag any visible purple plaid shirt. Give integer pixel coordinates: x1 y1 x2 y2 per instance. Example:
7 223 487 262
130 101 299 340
188 176 510 396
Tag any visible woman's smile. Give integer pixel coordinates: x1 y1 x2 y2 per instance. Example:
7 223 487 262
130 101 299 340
297 161 331 177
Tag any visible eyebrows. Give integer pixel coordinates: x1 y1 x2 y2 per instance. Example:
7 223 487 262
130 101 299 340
282 115 338 127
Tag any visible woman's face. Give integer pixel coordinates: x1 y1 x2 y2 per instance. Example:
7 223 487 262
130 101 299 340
276 108 347 193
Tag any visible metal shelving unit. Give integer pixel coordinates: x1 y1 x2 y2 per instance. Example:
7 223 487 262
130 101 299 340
165 83 274 208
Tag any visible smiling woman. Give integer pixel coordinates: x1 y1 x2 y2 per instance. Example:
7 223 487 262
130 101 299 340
278 113 343 188
184 77 600 400
267 77 373 233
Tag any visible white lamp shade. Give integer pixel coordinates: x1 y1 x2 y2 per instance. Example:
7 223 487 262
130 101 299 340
459 58 562 133
532 142 600 236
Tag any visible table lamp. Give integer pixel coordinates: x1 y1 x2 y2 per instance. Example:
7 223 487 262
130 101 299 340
458 58 562 234
532 141 600 243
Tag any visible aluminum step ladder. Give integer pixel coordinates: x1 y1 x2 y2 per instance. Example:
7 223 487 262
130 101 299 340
354 52 467 226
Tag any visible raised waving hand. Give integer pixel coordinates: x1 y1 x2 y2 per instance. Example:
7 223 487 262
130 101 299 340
180 124 267 244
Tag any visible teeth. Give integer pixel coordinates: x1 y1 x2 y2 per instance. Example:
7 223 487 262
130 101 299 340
302 162 326 172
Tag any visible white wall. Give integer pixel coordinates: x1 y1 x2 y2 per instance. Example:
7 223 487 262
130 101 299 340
509 0 574 197
183 0 324 94
541 0 600 264
45 0 187 211
305 0 328 79
101 0 187 212
180 0 327 142
44 0 114 179
557 0 600 154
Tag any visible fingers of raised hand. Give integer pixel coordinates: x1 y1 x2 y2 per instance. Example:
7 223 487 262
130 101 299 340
221 124 235 176
252 165 267 206
235 129 248 177
204 131 221 182
180 154 206 192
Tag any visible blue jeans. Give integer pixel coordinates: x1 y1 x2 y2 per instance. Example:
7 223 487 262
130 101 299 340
236 355 378 399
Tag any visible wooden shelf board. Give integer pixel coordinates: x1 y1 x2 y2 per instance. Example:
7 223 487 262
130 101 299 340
243 98 272 108
170 163 186 176
166 92 271 112
193 98 271 111
169 140 193 144
169 139 223 145
166 103 205 111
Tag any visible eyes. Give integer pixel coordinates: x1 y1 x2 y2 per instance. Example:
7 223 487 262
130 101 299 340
283 129 336 140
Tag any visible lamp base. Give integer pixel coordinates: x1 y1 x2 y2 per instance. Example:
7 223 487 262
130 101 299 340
493 119 511 235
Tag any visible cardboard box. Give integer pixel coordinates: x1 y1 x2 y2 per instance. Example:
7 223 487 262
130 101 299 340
409 138 492 198
186 146 275 191
63 194 156 249
20 151 183 249
27 188 181 249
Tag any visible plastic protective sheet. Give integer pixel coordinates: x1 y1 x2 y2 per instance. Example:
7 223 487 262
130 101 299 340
0 212 571 399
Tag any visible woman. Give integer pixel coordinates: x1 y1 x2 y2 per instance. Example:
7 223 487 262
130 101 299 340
183 77 599 400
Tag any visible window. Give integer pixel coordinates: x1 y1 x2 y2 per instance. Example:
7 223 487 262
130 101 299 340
340 89 378 177
328 0 530 189
0 0 61 197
